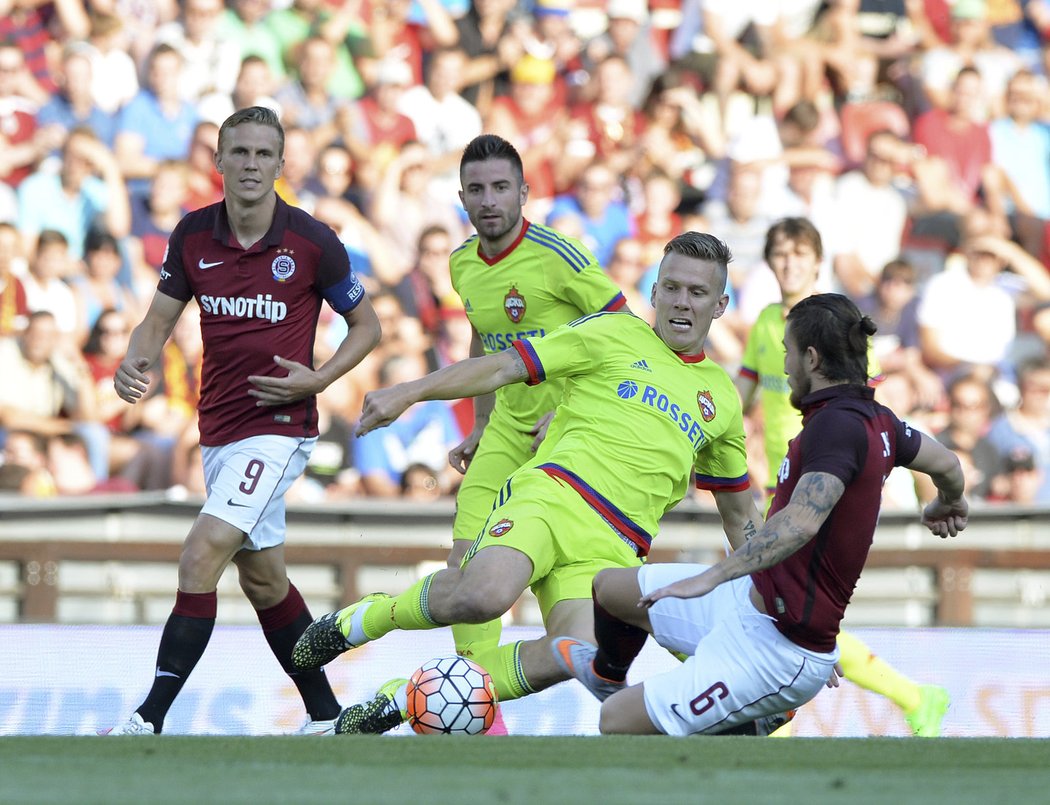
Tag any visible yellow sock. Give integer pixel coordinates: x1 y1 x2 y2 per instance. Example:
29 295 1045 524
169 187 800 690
469 641 534 702
838 630 920 713
453 619 503 660
361 574 441 640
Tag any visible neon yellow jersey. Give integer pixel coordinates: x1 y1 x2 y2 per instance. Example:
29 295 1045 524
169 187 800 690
450 220 626 432
512 311 750 556
740 303 883 480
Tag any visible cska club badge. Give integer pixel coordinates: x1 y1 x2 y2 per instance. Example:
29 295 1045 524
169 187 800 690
504 286 526 323
697 390 716 422
489 518 514 537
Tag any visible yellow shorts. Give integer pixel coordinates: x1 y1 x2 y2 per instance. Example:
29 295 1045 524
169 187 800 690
452 422 534 543
464 467 643 621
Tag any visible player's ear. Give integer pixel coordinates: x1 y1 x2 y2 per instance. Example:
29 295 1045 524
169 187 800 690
214 150 223 173
520 181 529 206
275 157 284 179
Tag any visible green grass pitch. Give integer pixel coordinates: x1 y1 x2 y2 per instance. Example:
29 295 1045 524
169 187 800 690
1 737 1047 805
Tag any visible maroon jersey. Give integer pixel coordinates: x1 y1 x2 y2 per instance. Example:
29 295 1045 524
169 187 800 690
751 385 922 652
158 196 365 446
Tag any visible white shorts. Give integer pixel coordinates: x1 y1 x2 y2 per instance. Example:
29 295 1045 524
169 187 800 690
199 434 316 551
638 563 839 737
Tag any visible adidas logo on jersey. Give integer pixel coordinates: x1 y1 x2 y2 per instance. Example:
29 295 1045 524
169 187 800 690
630 359 652 372
464 299 474 312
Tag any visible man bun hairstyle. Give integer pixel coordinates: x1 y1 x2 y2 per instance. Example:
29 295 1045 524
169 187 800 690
787 293 876 384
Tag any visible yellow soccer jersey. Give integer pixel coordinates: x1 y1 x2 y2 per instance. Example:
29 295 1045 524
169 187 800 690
740 303 883 480
512 311 750 556
450 220 626 432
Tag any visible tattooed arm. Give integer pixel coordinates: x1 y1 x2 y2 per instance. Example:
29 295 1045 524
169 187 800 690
713 488 764 552
641 472 845 606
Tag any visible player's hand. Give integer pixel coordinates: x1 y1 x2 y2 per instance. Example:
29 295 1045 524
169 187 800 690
356 385 416 436
529 411 555 453
826 662 844 689
114 356 152 403
920 496 969 539
639 572 718 608
449 428 483 474
247 355 323 406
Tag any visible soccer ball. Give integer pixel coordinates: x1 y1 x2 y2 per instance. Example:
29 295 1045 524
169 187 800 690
406 656 498 735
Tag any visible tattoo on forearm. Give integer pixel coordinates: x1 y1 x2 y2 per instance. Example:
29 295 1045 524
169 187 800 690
742 518 758 543
734 473 844 575
509 350 529 382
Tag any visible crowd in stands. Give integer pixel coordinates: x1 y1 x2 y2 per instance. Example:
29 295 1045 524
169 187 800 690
1 0 1049 509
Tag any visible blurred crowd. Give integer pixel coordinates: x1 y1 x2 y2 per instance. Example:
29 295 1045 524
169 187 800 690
0 0 1049 509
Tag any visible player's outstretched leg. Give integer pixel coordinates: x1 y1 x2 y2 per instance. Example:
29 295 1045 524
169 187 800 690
292 593 391 671
904 685 950 737
550 636 627 701
836 630 950 737
335 678 410 735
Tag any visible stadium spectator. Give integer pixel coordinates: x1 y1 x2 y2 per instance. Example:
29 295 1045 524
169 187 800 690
154 0 241 105
336 57 418 192
397 47 483 202
274 35 345 150
197 53 282 127
829 129 911 299
0 428 56 497
16 126 131 258
931 370 1002 499
183 120 224 211
370 139 469 277
71 230 138 339
127 160 189 284
0 222 29 337
0 310 108 480
857 259 944 416
21 230 79 342
0 0 89 96
81 308 171 490
635 68 724 198
984 356 1050 504
265 0 368 102
580 0 666 110
485 53 567 217
916 219 1050 382
366 0 458 86
390 224 460 338
353 352 463 497
104 106 382 736
451 0 527 110
919 0 1022 120
564 54 645 183
605 236 652 319
0 41 50 189
114 43 201 188
83 11 139 115
36 42 117 152
546 159 634 267
988 69 1050 263
214 0 286 83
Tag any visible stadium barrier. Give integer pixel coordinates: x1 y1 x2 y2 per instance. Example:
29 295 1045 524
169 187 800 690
1 493 1049 627
1 624 1047 737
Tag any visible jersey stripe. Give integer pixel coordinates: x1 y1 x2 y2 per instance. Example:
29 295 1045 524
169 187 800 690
451 235 478 256
694 472 751 493
523 229 587 272
512 340 545 384
602 293 628 311
567 310 623 328
539 463 653 556
528 223 591 266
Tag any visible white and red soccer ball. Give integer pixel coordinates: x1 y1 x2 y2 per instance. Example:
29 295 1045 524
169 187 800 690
406 656 499 735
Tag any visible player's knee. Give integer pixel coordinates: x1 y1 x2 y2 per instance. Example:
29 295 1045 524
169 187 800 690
597 702 629 735
449 585 510 624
